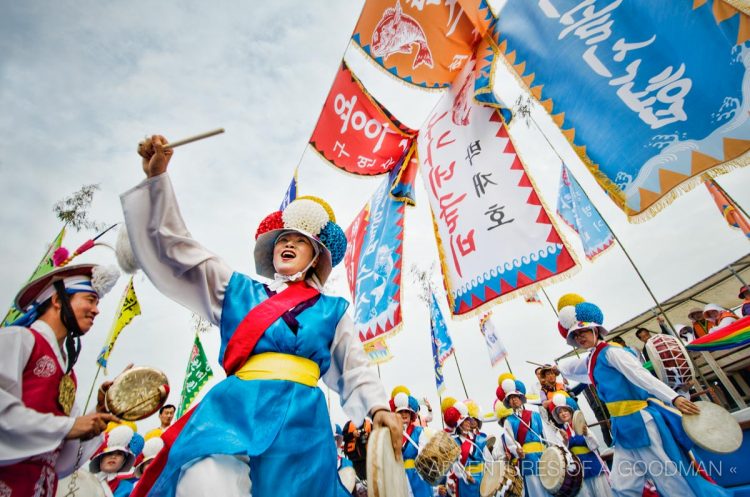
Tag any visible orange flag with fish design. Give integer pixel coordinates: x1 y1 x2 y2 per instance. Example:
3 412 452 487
352 0 492 89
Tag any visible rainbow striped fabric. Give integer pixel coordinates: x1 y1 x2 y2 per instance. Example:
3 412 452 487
686 315 750 352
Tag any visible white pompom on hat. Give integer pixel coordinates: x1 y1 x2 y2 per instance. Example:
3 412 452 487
89 425 136 474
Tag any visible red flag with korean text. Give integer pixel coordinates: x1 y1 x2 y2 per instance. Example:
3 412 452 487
417 55 578 317
310 61 415 176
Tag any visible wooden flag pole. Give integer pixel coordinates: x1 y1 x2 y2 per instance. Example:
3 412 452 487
712 178 750 221
82 364 103 413
526 116 679 337
452 353 470 399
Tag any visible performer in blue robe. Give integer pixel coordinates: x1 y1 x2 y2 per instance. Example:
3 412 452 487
121 135 400 497
555 294 730 497
392 392 433 497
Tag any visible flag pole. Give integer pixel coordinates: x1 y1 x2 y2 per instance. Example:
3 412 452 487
527 116 679 336
713 178 750 220
82 365 103 413
452 354 470 399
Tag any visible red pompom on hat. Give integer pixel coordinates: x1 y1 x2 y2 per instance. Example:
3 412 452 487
496 386 506 402
444 406 461 428
255 211 284 240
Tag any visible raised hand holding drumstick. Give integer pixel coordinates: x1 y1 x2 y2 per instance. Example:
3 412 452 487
139 135 174 178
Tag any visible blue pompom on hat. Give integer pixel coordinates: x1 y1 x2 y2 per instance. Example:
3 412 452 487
558 299 609 348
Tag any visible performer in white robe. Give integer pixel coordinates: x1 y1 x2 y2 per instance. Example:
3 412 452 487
0 264 120 496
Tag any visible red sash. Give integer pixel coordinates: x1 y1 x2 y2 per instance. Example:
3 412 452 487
587 341 609 388
516 410 533 446
222 281 320 375
132 281 320 497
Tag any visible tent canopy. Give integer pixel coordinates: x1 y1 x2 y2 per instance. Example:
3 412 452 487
557 253 750 360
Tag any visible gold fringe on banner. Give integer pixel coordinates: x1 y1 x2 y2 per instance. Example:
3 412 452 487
494 29 750 223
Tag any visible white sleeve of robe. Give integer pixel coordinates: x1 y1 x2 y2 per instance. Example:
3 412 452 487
556 356 590 384
0 327 102 471
120 173 232 326
605 346 679 404
121 173 389 423
502 420 522 458
322 313 389 424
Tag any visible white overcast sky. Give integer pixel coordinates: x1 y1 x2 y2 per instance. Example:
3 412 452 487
1 1 749 435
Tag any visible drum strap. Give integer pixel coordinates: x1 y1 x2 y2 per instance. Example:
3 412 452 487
587 341 609 388
222 281 320 375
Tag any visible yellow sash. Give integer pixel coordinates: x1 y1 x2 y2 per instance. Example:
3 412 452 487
522 442 544 453
606 400 647 417
235 352 320 387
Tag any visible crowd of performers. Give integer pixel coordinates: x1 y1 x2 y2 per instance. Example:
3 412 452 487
0 136 741 497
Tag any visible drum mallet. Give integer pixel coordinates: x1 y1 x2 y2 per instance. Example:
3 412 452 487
138 128 225 156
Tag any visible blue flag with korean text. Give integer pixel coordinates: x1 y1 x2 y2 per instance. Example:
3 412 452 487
557 164 614 261
431 331 446 394
279 168 298 210
430 293 454 365
496 1 750 220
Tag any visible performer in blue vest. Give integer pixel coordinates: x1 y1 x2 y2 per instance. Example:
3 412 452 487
445 400 488 497
548 392 612 497
391 391 433 497
555 294 729 497
121 135 401 497
498 378 554 497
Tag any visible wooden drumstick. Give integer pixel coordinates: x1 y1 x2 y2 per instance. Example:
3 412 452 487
163 128 225 149
138 128 225 157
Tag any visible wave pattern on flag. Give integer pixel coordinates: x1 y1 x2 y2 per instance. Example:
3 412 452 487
177 334 214 417
2 227 66 326
418 56 578 317
344 175 405 362
430 293 454 364
495 0 750 220
310 62 415 176
479 312 508 367
704 176 750 238
557 164 615 261
352 0 490 88
97 277 141 370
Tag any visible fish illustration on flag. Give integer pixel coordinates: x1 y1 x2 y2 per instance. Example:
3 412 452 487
352 0 493 88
